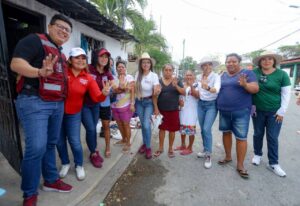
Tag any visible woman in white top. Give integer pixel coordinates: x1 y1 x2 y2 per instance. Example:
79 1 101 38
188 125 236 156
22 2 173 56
135 52 160 159
192 57 220 169
175 70 199 155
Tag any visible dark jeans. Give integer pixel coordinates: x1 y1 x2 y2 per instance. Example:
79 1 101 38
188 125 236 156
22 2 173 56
15 95 63 198
252 110 282 165
57 112 83 166
81 104 100 153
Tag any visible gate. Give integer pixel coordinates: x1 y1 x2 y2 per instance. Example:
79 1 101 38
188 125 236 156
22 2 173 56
0 1 23 174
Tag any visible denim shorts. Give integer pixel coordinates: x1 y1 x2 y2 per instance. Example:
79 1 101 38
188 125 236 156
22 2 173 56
219 108 251 140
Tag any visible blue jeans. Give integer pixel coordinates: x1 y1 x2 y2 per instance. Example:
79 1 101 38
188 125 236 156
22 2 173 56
135 98 153 148
197 100 217 154
252 110 282 165
81 104 99 153
219 108 251 140
57 112 83 166
15 95 63 198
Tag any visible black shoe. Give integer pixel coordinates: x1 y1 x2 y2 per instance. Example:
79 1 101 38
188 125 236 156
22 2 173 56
99 132 105 138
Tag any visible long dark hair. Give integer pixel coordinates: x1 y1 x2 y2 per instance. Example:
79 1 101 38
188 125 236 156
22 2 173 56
136 58 154 98
91 48 110 72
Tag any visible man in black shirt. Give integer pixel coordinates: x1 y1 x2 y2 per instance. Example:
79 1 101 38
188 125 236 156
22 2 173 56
10 14 73 206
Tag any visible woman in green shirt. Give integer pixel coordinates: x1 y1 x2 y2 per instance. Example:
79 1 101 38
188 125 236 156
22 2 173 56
252 51 291 177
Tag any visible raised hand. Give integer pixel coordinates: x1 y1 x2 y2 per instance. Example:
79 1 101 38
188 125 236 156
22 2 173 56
238 74 248 88
39 54 58 77
118 74 127 89
201 76 209 90
102 80 112 96
172 77 178 87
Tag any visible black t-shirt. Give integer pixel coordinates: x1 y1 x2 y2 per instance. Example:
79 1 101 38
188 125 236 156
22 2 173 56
157 79 183 111
13 33 45 94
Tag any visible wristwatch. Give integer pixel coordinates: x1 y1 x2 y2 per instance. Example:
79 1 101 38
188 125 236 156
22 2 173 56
206 86 211 91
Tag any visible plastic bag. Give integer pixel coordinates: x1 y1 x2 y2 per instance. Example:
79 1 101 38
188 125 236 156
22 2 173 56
151 114 163 128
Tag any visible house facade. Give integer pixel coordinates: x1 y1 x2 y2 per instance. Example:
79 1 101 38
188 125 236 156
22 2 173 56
0 0 137 173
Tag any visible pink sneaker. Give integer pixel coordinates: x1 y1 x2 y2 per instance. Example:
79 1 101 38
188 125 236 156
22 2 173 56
23 195 37 206
145 148 152 159
90 151 103 168
42 179 72 193
138 144 146 154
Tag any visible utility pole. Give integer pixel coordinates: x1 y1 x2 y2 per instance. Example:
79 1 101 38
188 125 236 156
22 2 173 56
182 39 186 72
122 0 129 29
182 39 185 60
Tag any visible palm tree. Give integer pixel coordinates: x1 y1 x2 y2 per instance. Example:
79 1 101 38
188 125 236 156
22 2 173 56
91 0 147 29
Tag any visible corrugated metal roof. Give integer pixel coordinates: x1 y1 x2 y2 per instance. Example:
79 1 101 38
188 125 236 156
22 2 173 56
36 0 138 42
280 57 300 65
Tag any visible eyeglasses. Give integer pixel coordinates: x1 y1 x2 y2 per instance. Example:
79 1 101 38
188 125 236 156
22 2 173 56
54 23 71 34
259 75 267 84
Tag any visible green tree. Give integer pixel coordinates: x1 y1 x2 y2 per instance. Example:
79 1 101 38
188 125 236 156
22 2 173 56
148 48 172 72
180 56 197 71
278 44 300 59
243 49 265 61
91 0 147 29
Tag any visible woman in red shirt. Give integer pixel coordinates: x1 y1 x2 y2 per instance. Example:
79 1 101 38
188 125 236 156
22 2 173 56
56 48 109 181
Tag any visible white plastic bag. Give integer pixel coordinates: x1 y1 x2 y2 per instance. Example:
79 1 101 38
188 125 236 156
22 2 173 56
96 120 102 134
151 114 163 129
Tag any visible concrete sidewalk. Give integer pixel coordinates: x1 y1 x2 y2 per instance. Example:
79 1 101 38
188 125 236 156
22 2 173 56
0 126 143 206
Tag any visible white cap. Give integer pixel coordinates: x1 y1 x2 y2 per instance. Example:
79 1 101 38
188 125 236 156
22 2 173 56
69 47 86 57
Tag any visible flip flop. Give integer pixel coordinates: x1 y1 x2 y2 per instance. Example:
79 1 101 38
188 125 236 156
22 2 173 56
174 146 186 151
218 159 232 165
105 150 111 158
180 149 193 155
168 151 175 158
154 150 164 157
122 144 131 152
114 140 125 146
237 169 249 179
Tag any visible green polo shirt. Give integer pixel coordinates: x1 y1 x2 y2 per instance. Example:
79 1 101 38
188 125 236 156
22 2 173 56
252 68 291 112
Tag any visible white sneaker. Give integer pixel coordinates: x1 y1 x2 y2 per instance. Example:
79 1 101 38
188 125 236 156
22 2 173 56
252 155 262 166
197 151 206 158
268 164 286 177
59 164 70 178
204 156 212 169
76 166 86 180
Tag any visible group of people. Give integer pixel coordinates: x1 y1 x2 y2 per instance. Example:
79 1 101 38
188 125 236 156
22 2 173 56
147 52 290 180
10 14 136 206
10 14 292 206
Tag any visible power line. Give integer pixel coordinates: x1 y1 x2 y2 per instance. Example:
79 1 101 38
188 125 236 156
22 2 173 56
261 28 300 49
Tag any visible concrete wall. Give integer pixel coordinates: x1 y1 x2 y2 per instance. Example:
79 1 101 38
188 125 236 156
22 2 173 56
6 0 131 63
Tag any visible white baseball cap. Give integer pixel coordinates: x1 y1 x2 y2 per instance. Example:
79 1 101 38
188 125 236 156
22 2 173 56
69 47 86 57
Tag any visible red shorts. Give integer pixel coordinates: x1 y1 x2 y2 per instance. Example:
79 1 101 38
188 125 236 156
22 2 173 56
158 110 180 132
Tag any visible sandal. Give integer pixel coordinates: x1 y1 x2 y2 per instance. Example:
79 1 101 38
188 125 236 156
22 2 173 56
154 150 164 157
237 169 249 179
174 146 186 151
168 151 175 158
122 144 131 152
218 159 232 165
180 149 193 155
105 150 111 158
114 140 125 146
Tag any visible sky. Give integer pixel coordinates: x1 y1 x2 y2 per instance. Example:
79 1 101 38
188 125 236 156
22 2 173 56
144 0 300 63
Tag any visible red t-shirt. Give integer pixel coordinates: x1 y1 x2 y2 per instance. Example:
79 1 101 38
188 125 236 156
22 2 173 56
64 68 106 114
84 64 114 106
